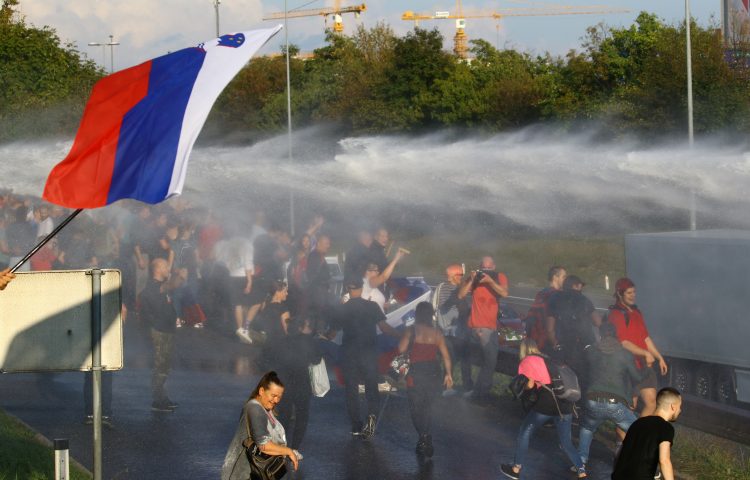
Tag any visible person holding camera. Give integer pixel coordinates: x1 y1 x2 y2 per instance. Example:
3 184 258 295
457 256 508 403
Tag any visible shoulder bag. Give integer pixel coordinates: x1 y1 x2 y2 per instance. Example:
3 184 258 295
243 409 287 480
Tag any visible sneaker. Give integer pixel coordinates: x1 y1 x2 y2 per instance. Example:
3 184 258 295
151 401 175 412
193 322 204 329
84 415 93 425
500 464 520 480
165 398 179 409
358 384 365 394
176 318 184 328
360 414 376 438
236 328 253 344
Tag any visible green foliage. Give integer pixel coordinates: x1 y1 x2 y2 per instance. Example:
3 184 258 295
4 8 750 143
0 3 101 141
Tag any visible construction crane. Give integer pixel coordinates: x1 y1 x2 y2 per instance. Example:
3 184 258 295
402 0 629 58
263 1 366 34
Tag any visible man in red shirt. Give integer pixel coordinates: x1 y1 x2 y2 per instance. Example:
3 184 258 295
608 277 668 417
458 256 508 402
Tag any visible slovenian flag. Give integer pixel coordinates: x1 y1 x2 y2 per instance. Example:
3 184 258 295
43 25 282 209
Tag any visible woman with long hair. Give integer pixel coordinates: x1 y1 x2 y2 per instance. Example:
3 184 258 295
501 338 587 479
221 371 300 480
399 301 453 458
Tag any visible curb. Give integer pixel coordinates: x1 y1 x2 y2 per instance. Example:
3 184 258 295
3 409 93 478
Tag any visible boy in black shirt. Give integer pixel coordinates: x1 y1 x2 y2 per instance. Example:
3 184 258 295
612 387 682 480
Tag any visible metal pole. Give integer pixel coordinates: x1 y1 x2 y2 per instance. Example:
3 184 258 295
54 439 69 480
686 0 696 230
107 35 120 74
11 209 83 273
89 269 103 480
214 0 221 37
285 0 295 237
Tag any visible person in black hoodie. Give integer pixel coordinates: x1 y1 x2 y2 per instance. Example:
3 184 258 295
275 317 323 450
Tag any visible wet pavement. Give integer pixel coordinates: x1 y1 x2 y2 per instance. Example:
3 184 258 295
0 322 619 479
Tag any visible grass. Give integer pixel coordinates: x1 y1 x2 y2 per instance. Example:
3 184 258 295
393 233 626 293
0 410 90 480
672 426 750 480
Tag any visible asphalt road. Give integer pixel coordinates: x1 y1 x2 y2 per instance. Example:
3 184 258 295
0 321 621 480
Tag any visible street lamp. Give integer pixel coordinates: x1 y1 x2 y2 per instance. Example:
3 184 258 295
88 36 119 73
214 0 221 37
685 0 696 230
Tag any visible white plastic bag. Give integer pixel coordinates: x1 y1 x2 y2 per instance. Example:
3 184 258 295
308 358 330 397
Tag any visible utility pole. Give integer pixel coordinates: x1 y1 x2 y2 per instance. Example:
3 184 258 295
88 36 119 73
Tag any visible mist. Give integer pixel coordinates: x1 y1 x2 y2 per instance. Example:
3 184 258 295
2 126 750 236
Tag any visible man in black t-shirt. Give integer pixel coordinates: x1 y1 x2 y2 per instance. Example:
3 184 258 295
333 277 399 438
612 387 682 480
139 258 183 412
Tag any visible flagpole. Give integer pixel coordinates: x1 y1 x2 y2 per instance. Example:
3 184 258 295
10 208 83 273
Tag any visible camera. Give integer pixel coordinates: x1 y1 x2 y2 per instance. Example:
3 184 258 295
472 269 489 287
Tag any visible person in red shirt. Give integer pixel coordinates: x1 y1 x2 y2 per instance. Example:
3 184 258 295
458 256 508 402
608 277 668 417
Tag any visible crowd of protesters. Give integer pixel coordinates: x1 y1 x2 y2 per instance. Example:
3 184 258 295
0 191 683 479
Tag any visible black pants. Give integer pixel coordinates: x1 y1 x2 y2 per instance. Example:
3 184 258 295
277 384 311 450
407 361 442 436
342 348 379 431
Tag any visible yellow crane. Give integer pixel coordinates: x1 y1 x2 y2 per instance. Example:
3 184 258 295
402 0 629 58
263 1 366 34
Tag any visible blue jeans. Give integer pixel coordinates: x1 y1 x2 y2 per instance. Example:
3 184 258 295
578 398 637 463
513 410 584 473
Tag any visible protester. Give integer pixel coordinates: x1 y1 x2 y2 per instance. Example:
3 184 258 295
457 256 509 403
609 277 668 417
0 267 15 290
577 322 646 468
546 275 600 388
525 266 566 352
344 226 372 280
332 276 400 438
305 234 332 334
221 371 300 480
399 302 453 458
501 338 587 479
434 264 472 392
139 257 183 412
276 317 323 450
611 387 682 480
256 280 292 369
215 234 255 343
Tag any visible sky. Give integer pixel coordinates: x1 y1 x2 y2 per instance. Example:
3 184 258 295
16 0 722 71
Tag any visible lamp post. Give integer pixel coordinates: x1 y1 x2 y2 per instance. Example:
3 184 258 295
685 0 696 230
285 0 295 236
88 36 119 73
87 41 106 70
214 0 221 37
107 35 120 73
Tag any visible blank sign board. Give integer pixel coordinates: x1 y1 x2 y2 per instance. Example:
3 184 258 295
0 269 123 373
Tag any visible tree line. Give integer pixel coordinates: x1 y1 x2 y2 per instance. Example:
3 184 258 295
2 0 749 143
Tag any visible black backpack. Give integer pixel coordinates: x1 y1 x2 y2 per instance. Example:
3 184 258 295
543 357 581 403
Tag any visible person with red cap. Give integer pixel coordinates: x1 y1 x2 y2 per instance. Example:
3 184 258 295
608 277 668 417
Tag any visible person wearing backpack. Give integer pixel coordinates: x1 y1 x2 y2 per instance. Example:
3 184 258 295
546 275 601 390
501 338 587 479
577 322 647 469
